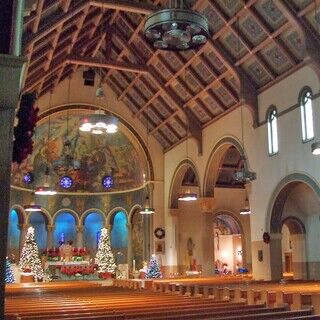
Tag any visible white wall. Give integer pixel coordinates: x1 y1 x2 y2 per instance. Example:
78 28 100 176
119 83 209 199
164 65 320 279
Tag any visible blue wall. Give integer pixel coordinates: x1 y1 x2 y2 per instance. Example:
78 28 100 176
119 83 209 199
83 212 104 251
7 209 21 255
111 211 128 263
53 212 76 247
29 212 47 250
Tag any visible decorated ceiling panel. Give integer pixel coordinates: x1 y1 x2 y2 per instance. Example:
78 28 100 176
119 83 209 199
11 111 149 193
21 0 320 152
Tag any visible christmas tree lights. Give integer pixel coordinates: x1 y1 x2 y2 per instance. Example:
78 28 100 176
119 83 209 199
5 257 15 283
146 254 162 279
95 228 116 274
19 226 44 281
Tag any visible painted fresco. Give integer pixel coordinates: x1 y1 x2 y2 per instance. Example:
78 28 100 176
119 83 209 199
132 210 144 270
11 113 148 192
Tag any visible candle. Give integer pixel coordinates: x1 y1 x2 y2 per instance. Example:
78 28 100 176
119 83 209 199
133 259 136 271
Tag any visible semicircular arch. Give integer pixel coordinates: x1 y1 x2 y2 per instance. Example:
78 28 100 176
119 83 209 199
169 158 201 209
106 207 129 226
266 172 320 233
52 208 80 226
10 204 27 225
80 208 106 225
203 136 248 197
128 204 142 224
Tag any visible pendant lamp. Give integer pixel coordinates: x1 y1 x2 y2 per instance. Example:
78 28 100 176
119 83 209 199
35 92 56 196
140 105 155 214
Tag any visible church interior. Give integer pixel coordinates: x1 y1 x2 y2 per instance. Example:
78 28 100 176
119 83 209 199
2 0 320 319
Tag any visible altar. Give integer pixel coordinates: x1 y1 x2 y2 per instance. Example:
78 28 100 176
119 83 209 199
45 261 93 279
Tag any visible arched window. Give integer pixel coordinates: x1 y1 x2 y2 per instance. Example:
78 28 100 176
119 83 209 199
300 89 314 142
267 107 278 155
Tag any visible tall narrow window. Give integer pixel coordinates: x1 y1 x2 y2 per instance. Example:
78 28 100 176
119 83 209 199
300 89 314 142
267 108 278 155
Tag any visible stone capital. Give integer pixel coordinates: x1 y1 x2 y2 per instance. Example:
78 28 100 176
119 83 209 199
76 226 84 232
18 223 29 231
47 225 54 232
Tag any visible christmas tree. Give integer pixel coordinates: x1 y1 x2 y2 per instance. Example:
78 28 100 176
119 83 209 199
5 257 15 283
95 228 116 274
146 254 162 279
19 226 44 281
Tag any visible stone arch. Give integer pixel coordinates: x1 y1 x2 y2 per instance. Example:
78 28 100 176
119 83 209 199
52 208 80 226
282 216 306 235
212 209 245 236
80 208 106 225
10 204 27 225
26 207 53 226
203 136 248 197
128 204 142 224
169 158 201 209
106 207 129 226
266 172 320 233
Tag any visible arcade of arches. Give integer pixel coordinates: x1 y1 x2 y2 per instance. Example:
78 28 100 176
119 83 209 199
2 40 320 285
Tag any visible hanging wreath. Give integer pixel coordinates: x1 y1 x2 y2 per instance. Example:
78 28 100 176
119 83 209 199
263 232 270 244
154 227 165 239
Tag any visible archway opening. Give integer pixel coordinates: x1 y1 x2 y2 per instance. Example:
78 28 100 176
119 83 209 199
270 179 320 280
29 211 48 251
281 216 307 280
213 213 245 275
7 209 21 259
83 212 104 255
110 211 128 264
53 211 76 247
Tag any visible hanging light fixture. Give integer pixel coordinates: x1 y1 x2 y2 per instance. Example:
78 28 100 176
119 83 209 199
144 0 209 50
140 196 155 215
233 16 256 185
24 202 42 212
79 13 118 135
35 92 57 196
140 105 155 214
79 111 118 135
239 195 251 215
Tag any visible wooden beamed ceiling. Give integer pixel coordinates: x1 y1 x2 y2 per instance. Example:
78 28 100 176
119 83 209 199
22 0 320 151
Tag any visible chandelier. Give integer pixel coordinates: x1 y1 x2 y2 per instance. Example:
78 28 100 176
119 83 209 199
24 203 42 212
178 191 197 201
144 0 209 50
79 111 118 135
140 196 155 214
239 196 251 215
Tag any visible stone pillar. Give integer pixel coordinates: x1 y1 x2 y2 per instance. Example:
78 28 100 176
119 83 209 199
76 226 84 248
270 233 283 280
127 223 133 270
201 213 214 276
47 225 54 249
18 224 29 253
0 53 26 317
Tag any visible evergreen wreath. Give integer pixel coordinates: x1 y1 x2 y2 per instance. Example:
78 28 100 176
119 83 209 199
154 227 165 239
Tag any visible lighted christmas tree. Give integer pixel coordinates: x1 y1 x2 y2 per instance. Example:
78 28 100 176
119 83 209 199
5 257 15 283
19 226 44 281
95 228 116 274
146 254 162 279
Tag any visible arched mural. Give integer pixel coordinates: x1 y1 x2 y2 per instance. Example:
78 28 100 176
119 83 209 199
11 112 149 192
111 211 128 264
53 211 76 247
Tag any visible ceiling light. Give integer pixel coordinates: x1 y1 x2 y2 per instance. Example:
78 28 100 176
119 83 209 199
240 196 251 215
35 183 57 195
79 111 118 134
178 191 197 201
24 203 41 212
144 3 209 51
140 196 155 214
311 141 320 155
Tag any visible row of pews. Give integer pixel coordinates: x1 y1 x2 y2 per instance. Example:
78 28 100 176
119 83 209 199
5 280 320 319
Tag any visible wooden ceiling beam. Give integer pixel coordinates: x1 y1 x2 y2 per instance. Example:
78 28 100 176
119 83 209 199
67 55 149 73
23 1 88 47
89 0 160 15
277 0 320 79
